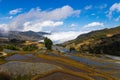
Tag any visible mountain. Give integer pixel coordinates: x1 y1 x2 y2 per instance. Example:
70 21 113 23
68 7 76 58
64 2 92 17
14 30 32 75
0 31 50 41
63 26 120 56
0 33 3 37
89 34 120 56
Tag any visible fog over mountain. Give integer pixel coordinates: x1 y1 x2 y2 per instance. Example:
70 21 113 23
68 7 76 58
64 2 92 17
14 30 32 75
0 1 120 43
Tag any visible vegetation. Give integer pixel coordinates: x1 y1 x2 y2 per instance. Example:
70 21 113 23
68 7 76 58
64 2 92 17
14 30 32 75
4 44 20 50
69 47 75 52
64 26 120 56
10 39 25 44
89 34 120 56
0 46 4 51
44 37 53 50
23 44 38 51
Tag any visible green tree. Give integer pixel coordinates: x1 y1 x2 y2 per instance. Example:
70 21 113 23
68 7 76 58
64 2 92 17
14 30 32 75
44 37 53 50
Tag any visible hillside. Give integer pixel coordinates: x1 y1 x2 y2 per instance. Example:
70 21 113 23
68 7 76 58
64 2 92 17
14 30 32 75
0 31 50 41
63 26 120 56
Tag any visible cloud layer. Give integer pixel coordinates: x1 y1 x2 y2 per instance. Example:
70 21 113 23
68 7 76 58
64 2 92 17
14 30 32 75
9 8 23 15
108 3 120 19
45 31 87 43
23 21 63 32
0 5 80 32
84 22 104 28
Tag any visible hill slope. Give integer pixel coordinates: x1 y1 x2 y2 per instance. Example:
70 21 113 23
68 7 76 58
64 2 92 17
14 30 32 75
63 26 120 56
0 31 50 41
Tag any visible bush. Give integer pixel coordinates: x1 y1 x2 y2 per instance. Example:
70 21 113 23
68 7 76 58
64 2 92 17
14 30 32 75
23 44 38 51
44 37 53 50
4 44 19 50
10 39 25 44
69 47 75 52
0 46 3 51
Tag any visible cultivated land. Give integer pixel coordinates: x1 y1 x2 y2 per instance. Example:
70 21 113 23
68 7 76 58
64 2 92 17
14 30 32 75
0 26 120 80
0 50 120 80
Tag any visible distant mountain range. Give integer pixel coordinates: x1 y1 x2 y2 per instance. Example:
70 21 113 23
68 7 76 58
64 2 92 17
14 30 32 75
0 30 50 41
63 26 120 56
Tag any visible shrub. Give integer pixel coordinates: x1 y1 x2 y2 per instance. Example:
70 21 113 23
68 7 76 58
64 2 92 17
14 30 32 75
0 46 3 51
69 47 75 52
44 37 53 50
4 44 19 50
23 44 38 51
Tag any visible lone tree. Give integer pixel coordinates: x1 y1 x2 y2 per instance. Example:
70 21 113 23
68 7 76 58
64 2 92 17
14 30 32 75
44 37 53 50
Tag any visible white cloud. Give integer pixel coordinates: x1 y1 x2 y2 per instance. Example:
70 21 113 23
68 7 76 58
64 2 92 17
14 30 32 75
45 31 87 43
71 24 77 27
114 16 120 22
84 22 104 28
108 3 120 19
85 5 92 10
5 16 13 19
23 21 63 32
8 16 13 19
9 8 23 15
45 22 105 43
8 5 80 31
0 24 9 33
39 21 63 27
0 5 81 43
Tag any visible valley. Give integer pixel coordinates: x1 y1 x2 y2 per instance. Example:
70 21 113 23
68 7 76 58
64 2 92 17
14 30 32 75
0 26 120 80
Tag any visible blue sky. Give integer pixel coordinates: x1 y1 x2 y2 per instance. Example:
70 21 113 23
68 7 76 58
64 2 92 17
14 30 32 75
0 0 120 43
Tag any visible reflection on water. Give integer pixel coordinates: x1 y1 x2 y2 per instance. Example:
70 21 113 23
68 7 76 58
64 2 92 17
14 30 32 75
69 56 107 66
5 54 37 60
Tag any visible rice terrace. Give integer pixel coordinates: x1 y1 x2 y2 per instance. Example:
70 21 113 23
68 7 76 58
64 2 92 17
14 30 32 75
0 0 120 80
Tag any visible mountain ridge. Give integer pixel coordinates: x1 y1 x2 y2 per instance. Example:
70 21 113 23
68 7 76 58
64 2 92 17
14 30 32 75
62 26 120 56
0 30 50 41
